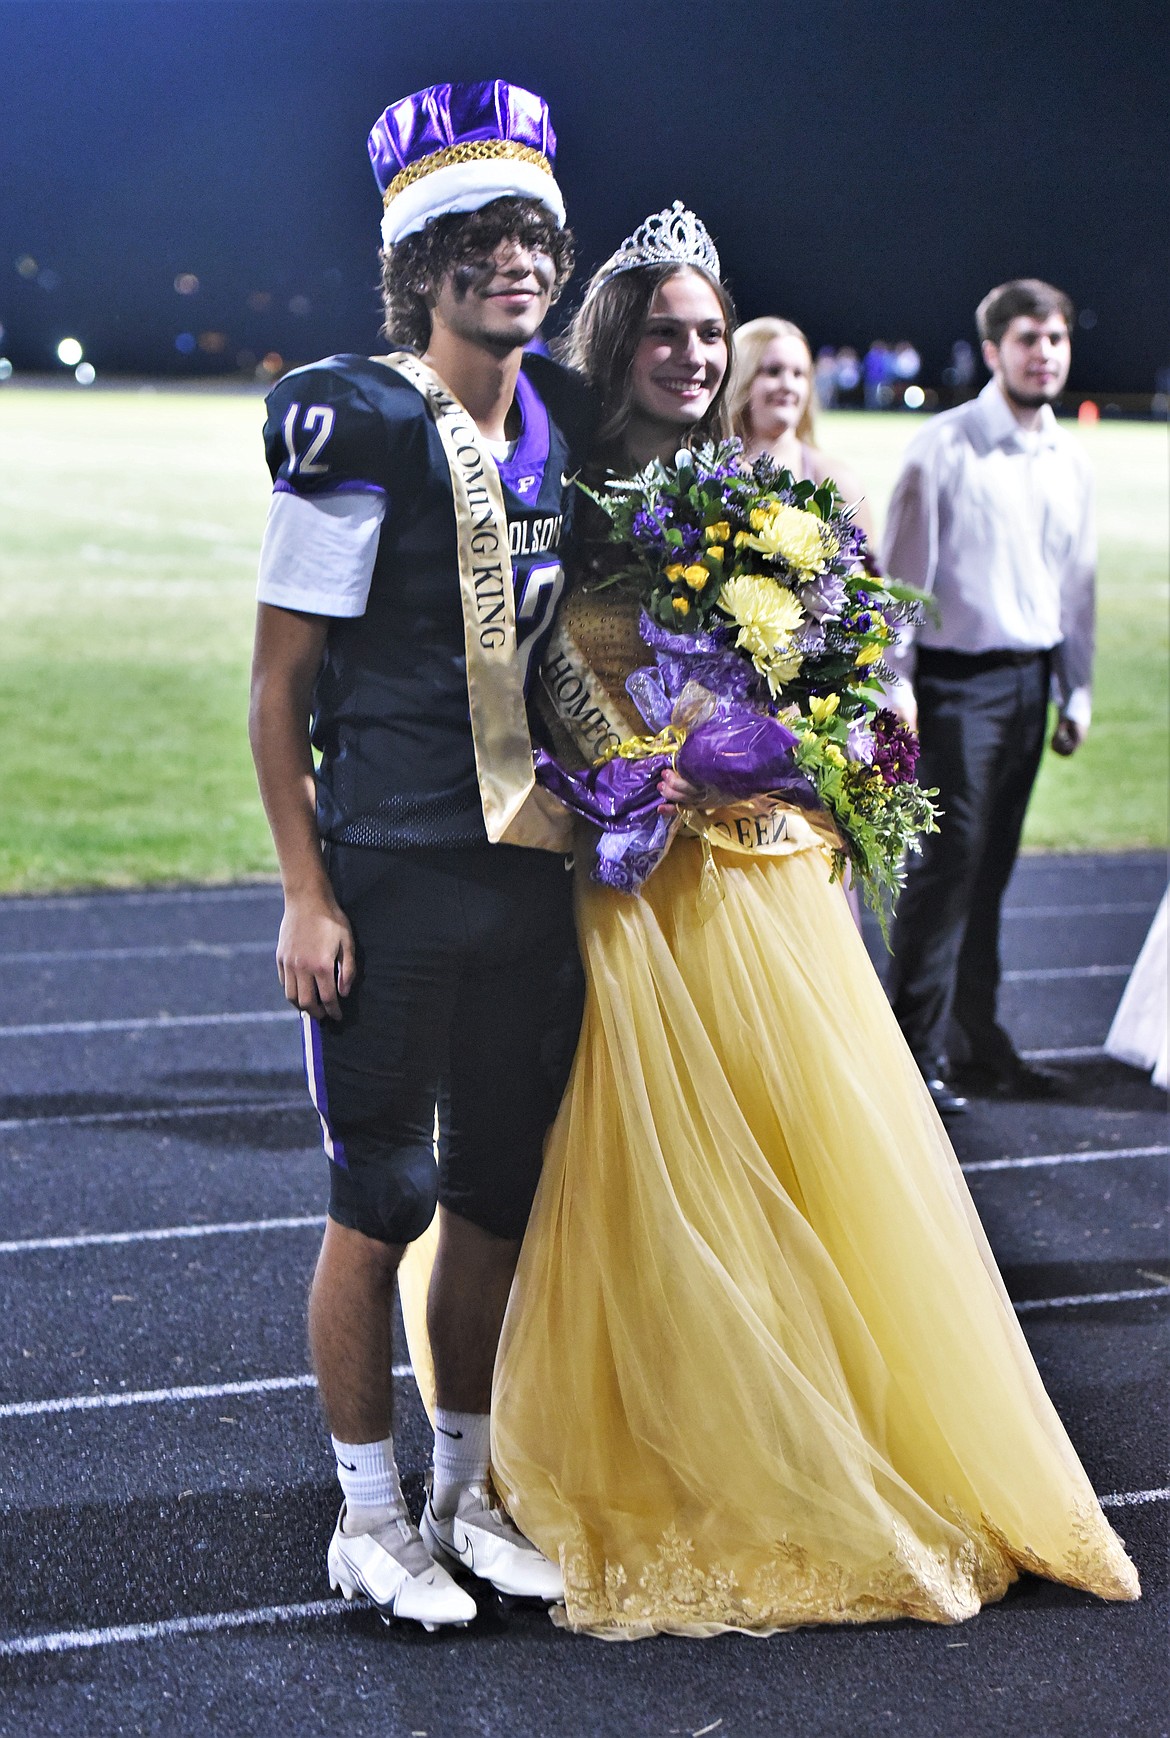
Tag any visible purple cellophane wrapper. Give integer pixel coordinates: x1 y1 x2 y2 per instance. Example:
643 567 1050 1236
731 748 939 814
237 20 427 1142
535 611 818 893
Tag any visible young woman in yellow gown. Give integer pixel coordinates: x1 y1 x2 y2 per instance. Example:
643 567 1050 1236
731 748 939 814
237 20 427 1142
402 208 1139 1638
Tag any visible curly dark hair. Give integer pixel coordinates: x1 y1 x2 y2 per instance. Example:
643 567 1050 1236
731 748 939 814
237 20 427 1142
380 197 575 353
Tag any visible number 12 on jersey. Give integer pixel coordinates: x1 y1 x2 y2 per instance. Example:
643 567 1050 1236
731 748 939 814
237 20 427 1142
282 403 336 476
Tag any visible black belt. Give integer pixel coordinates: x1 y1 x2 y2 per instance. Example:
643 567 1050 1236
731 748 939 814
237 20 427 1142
916 646 1052 675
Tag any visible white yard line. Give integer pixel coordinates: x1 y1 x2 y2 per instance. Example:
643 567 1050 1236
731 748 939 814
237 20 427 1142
0 1009 293 1039
0 1215 325 1255
0 886 280 912
0 1096 308 1132
1013 1285 1170 1312
0 941 273 965
1002 965 1128 982
0 1367 413 1421
0 1599 351 1659
962 1144 1167 1174
1002 902 1158 918
1021 1045 1106 1062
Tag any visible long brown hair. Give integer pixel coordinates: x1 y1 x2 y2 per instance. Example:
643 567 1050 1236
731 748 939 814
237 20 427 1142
728 316 817 448
558 262 737 457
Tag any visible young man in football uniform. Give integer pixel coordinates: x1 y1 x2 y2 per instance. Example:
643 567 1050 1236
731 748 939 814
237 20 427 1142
249 81 593 1630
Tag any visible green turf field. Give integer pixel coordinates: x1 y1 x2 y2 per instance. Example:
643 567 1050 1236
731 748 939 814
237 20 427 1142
0 385 1165 891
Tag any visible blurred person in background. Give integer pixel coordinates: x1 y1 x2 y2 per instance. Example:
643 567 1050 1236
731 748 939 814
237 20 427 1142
892 338 922 404
834 344 862 404
814 343 839 409
863 338 895 409
882 279 1093 1113
730 316 878 549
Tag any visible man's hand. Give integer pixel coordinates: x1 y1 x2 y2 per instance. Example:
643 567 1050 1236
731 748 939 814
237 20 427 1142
1050 716 1085 757
276 891 356 1021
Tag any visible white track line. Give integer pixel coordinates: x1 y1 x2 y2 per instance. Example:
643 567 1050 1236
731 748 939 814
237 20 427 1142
1014 1285 1170 1312
0 1366 414 1421
0 1598 351 1659
0 886 280 912
0 941 273 965
1002 902 1158 918
3 1487 1167 1659
1003 965 1129 982
962 1144 1167 1174
0 1009 293 1039
1099 1487 1170 1508
0 1096 308 1132
1021 1045 1106 1062
0 1215 325 1255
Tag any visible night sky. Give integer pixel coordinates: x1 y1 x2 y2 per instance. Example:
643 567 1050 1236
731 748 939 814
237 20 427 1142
1 0 1166 390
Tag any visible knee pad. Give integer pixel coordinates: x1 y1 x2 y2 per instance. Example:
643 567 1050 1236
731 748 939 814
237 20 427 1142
328 1141 439 1246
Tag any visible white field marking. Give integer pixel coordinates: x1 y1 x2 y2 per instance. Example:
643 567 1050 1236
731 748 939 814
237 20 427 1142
1013 1285 1170 1313
0 1214 326 1255
962 1144 1168 1174
1021 1045 1106 1062
0 1096 308 1132
0 1366 414 1421
0 1598 353 1659
6 1491 1170 1658
1003 965 1129 982
0 941 273 965
1002 902 1158 919
0 1009 293 1039
0 886 279 912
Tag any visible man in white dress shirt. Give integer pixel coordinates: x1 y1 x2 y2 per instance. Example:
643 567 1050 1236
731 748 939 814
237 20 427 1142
883 279 1094 1111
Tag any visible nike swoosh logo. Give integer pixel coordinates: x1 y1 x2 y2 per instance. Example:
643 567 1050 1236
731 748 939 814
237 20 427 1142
561 471 577 488
436 1426 463 1440
337 1459 357 1471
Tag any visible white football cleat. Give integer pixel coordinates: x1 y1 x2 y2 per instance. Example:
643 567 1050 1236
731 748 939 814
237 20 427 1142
327 1504 477 1631
421 1483 564 1601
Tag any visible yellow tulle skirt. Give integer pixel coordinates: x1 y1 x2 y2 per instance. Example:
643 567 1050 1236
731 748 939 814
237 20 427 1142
401 838 1139 1638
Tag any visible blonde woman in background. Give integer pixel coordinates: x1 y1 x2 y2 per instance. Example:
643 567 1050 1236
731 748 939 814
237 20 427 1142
731 316 878 554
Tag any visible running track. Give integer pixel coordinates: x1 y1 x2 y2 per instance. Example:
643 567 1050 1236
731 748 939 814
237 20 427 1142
0 852 1165 1737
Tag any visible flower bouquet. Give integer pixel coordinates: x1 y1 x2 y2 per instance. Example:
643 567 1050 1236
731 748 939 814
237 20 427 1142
537 440 938 933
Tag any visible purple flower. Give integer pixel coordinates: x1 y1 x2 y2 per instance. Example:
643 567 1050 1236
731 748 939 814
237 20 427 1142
632 507 668 545
870 709 920 785
799 571 848 622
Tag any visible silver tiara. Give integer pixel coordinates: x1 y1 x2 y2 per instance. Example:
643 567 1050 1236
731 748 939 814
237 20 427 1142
592 201 721 287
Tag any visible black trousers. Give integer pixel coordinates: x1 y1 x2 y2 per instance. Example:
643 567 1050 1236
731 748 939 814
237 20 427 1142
889 647 1051 1070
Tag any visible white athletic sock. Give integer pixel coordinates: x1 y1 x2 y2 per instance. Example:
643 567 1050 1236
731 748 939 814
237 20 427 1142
331 1433 408 1532
431 1409 491 1518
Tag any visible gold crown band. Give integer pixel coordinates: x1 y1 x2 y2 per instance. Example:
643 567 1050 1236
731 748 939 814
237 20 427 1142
383 139 553 207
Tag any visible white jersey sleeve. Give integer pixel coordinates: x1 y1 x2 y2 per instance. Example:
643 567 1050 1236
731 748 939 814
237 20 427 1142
256 489 387 618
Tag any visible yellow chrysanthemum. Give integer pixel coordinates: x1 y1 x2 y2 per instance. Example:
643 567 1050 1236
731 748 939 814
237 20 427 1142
717 574 805 696
742 502 832 578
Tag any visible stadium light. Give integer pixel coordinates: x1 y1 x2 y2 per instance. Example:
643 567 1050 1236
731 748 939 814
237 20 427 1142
75 362 96 386
0 358 13 381
904 385 926 410
57 337 83 366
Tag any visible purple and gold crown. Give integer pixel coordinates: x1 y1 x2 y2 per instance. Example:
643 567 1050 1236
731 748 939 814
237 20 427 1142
369 80 565 248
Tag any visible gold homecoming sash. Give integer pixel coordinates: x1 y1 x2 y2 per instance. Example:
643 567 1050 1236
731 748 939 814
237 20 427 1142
540 618 842 866
376 351 571 852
